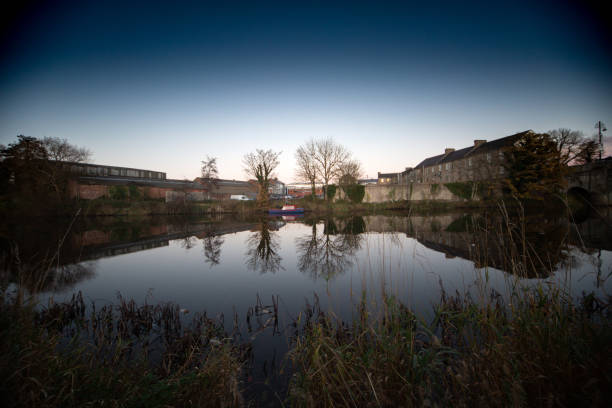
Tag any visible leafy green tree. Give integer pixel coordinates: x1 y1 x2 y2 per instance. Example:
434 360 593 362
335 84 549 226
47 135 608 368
503 132 566 200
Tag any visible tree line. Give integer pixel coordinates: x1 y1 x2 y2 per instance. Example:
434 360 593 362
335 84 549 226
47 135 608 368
200 138 362 205
0 135 91 208
1 123 606 209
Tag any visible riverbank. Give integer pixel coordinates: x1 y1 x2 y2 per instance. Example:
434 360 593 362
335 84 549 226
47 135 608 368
2 285 609 407
0 192 592 219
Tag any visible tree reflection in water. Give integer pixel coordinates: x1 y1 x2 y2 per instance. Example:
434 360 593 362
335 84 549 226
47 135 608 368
296 217 364 282
245 220 283 274
179 236 198 250
203 235 224 267
2 260 97 294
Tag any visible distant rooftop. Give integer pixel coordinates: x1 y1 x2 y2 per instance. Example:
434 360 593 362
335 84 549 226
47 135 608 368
414 130 532 168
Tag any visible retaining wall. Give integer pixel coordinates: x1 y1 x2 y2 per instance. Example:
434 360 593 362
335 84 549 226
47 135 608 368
335 183 471 203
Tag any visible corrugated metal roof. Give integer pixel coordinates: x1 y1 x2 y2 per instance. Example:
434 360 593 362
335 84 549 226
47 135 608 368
79 176 206 189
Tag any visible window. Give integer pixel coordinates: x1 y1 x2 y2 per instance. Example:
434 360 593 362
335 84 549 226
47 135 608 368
445 162 451 170
486 153 491 162
499 166 504 175
468 158 472 167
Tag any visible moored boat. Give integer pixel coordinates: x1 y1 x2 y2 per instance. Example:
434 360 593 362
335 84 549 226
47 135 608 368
268 204 304 215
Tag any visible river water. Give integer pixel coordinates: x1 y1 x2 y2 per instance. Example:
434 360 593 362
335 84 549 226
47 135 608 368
1 209 611 399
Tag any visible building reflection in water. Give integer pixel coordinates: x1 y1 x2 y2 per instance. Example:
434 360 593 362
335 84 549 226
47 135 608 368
2 210 609 293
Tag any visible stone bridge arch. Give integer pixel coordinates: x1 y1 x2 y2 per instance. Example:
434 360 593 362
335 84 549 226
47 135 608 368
567 160 611 206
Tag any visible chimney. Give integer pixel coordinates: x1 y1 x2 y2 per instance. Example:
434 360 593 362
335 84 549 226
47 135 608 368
474 140 486 147
444 148 455 155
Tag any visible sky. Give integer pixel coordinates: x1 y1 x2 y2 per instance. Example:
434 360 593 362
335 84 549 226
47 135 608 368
1 0 611 182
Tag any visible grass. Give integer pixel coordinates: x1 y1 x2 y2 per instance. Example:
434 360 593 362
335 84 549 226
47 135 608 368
287 288 612 407
3 283 609 406
0 292 245 408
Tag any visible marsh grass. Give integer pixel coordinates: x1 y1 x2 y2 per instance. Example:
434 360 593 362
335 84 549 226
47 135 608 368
287 202 612 406
0 291 246 407
287 287 611 407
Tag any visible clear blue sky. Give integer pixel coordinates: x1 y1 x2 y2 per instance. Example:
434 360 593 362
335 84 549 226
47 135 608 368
1 0 610 181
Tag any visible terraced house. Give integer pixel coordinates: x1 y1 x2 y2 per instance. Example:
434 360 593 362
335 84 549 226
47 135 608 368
396 130 532 184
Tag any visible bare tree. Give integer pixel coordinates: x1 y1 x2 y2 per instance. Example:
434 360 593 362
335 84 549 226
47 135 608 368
200 156 218 199
243 149 281 205
575 138 599 165
295 140 318 199
42 137 91 163
41 137 91 200
201 156 218 179
549 128 585 166
337 159 362 187
312 138 350 200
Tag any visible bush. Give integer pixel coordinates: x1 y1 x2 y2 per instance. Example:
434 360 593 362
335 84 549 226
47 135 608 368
108 185 127 200
445 181 474 200
342 184 365 203
128 185 141 200
326 184 336 201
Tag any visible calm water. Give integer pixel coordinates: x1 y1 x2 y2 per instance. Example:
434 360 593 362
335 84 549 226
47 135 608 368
2 210 611 399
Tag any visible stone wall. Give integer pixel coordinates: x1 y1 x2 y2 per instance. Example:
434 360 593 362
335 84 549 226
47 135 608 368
359 183 467 203
568 160 612 206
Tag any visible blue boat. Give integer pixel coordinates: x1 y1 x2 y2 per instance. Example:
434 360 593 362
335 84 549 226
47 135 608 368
268 205 304 215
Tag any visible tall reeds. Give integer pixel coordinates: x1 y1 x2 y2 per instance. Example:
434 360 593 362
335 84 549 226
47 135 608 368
287 287 611 407
0 290 246 408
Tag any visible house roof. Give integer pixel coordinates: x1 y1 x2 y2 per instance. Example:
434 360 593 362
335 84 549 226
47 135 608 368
414 130 531 168
378 172 400 178
414 153 445 169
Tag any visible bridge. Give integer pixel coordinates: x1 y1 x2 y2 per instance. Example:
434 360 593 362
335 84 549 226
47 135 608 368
567 158 612 206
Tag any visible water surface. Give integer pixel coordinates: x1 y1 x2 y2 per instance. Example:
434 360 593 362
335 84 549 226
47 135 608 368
2 210 610 398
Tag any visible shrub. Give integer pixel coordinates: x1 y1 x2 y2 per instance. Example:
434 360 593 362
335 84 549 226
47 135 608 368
326 184 336 201
108 185 127 200
445 181 474 200
342 184 365 203
430 183 439 195
128 185 141 200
